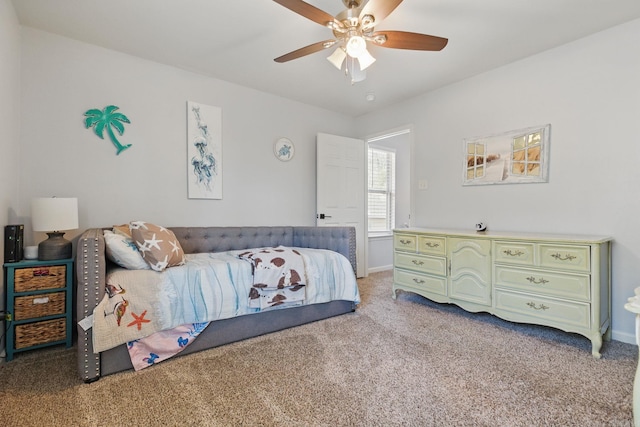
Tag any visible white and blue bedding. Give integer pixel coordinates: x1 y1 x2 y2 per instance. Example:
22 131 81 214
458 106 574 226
92 247 360 355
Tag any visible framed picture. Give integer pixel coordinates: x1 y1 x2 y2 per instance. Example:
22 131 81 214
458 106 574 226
274 137 295 161
187 101 222 199
463 124 550 186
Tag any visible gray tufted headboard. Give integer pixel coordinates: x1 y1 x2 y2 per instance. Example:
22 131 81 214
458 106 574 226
168 226 356 273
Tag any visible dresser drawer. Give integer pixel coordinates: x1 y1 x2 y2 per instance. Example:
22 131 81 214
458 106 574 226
394 252 447 276
14 291 66 321
14 265 66 292
494 266 590 301
495 289 590 329
14 318 67 350
538 244 590 272
394 234 417 252
417 235 446 256
494 241 534 266
394 269 447 297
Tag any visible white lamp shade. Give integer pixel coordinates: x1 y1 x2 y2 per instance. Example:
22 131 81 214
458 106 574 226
327 47 346 70
357 48 376 71
346 36 367 58
31 197 79 232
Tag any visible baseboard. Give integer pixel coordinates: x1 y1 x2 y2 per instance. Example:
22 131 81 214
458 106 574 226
368 265 393 274
612 330 635 345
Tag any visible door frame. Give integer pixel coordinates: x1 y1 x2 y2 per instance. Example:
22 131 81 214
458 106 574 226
364 124 415 230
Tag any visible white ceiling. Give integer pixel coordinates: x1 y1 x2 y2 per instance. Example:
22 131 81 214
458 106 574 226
12 0 640 117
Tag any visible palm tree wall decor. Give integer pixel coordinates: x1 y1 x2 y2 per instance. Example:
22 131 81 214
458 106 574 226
84 105 132 155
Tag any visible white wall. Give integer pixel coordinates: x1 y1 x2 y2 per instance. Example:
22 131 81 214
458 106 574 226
18 28 356 246
13 14 640 345
0 0 22 358
355 19 640 344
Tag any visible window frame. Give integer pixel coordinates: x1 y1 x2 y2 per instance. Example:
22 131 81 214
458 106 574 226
367 144 396 236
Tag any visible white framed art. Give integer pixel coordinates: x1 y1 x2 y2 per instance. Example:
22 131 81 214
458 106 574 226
187 101 222 199
462 124 551 186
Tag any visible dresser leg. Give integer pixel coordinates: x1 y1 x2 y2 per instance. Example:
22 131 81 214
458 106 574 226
590 334 602 359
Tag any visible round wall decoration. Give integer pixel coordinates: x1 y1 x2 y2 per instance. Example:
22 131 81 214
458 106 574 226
274 137 295 161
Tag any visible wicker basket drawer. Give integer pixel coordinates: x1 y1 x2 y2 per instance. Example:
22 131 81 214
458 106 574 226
14 318 66 349
14 292 66 321
14 265 66 292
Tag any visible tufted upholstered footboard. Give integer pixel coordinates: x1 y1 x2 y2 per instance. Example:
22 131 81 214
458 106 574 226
76 226 357 382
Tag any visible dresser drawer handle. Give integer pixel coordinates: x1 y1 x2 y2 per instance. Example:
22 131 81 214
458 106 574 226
526 302 549 311
399 239 413 245
412 278 425 284
503 249 524 257
551 253 577 261
424 242 440 248
526 276 549 285
411 260 425 266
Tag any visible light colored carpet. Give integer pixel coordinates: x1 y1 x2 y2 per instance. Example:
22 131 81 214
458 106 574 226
0 270 636 426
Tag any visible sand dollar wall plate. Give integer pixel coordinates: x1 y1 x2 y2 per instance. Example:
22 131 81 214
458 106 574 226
274 137 295 161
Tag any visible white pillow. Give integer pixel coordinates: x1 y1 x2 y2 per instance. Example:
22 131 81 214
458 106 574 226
104 230 150 270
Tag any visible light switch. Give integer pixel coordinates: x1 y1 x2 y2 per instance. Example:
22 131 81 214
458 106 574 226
418 180 428 190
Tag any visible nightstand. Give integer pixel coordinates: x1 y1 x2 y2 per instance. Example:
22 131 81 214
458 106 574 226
3 258 73 361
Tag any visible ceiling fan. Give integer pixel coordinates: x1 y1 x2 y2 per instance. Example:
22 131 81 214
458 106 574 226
273 0 448 83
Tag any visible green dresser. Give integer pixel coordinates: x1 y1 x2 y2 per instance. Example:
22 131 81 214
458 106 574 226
393 228 612 358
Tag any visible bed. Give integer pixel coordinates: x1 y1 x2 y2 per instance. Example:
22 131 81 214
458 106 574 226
76 225 358 383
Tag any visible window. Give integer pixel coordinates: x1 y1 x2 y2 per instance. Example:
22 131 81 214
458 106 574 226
368 145 396 234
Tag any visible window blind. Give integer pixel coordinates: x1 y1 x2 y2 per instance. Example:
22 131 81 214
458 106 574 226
368 146 396 233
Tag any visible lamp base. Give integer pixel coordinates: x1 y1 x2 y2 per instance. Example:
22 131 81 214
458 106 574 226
38 232 72 260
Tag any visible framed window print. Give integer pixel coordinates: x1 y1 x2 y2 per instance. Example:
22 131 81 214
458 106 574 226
462 124 550 186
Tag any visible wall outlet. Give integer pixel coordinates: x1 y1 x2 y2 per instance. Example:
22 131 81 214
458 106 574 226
418 180 428 190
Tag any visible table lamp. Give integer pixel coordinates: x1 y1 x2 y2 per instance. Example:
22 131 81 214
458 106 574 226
31 197 79 260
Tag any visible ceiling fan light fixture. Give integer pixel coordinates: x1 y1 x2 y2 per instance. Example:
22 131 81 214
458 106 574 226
361 14 375 29
346 35 368 57
346 56 366 84
357 48 376 70
272 0 447 84
327 47 347 70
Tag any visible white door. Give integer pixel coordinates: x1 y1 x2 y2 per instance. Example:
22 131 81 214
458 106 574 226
317 132 367 277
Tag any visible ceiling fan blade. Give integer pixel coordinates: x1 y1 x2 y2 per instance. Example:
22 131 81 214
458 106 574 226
372 31 448 51
273 0 339 27
360 0 403 26
274 40 336 63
